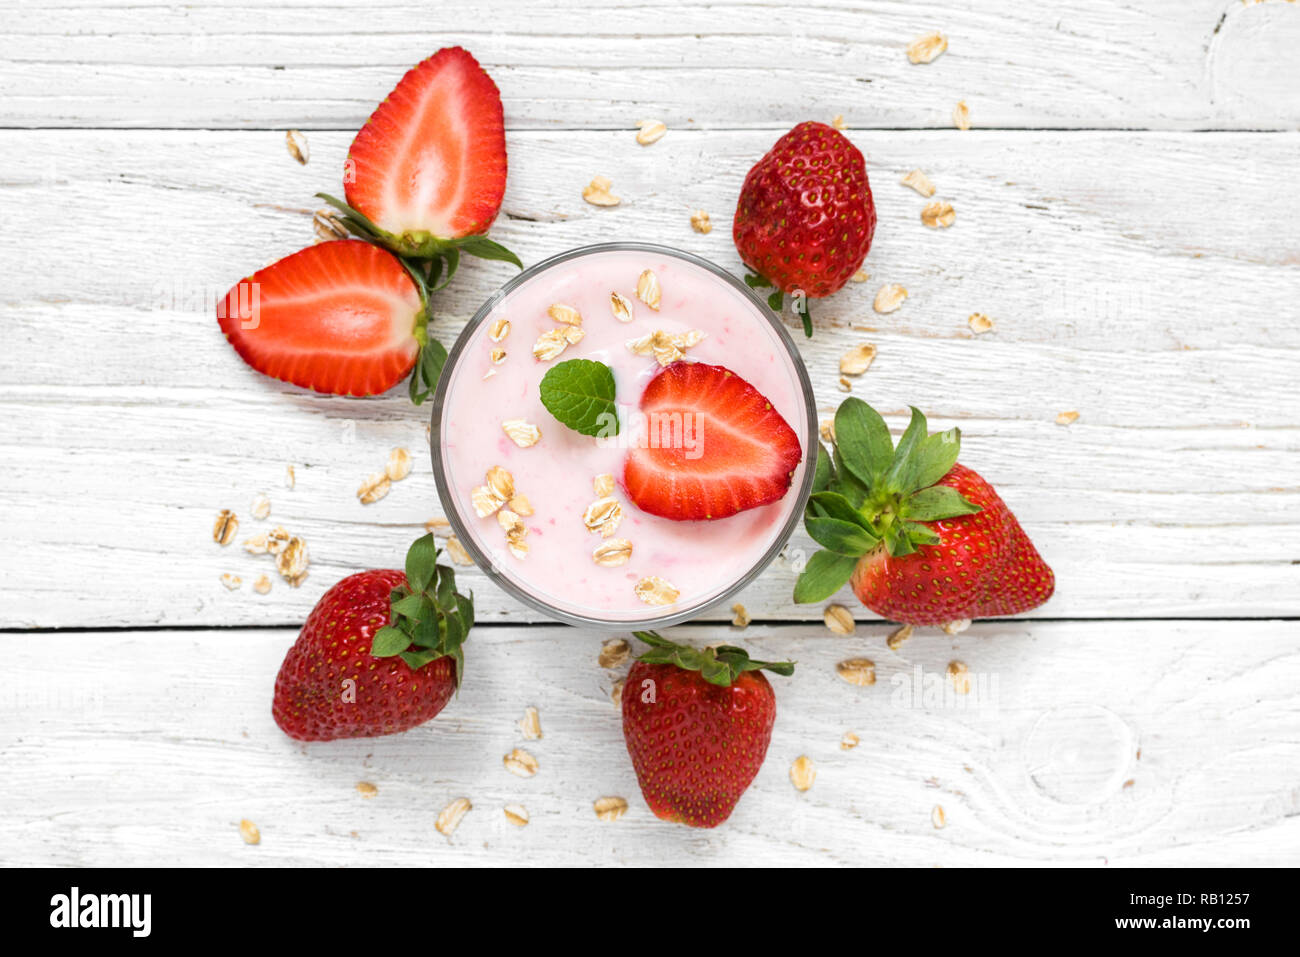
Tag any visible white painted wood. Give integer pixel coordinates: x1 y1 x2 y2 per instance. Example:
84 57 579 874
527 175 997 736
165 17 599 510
2 0 1299 130
2 622 1297 866
1 129 1297 626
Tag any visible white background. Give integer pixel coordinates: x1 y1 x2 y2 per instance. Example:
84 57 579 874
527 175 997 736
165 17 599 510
1 0 1298 866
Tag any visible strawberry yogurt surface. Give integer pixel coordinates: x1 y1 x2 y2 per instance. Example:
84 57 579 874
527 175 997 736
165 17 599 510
435 247 813 622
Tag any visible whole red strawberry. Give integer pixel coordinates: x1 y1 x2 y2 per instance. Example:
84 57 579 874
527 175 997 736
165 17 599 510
733 121 876 336
794 398 1054 625
622 632 794 828
272 534 473 741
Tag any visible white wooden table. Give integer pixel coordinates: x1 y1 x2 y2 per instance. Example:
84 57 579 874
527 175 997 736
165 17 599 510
2 0 1298 867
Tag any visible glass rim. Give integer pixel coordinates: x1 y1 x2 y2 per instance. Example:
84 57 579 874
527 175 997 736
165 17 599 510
428 241 819 629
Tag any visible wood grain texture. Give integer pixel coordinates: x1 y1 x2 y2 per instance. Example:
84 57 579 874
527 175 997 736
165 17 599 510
3 622 1297 866
1 0 1299 130
1 129 1297 627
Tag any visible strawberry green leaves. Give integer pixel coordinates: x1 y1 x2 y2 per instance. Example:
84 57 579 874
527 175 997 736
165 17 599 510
539 359 619 437
794 399 982 603
632 631 794 687
371 533 474 684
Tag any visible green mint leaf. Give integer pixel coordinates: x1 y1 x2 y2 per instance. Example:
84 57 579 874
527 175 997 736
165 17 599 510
793 550 858 603
371 625 412 658
834 397 894 489
539 359 619 437
404 533 439 593
904 485 981 522
455 236 523 269
806 517 879 556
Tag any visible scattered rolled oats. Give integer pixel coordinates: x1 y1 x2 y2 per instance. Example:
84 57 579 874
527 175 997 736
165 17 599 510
490 348 506 364
435 797 471 837
838 376 852 393
357 473 391 504
563 325 585 345
482 369 497 381
488 317 511 342
385 448 412 482
220 573 242 591
518 706 543 741
425 516 452 535
841 731 861 751
503 803 530 827
610 678 625 706
953 100 971 131
921 201 956 229
635 119 667 145
276 536 309 586
583 497 624 537
731 603 751 628
471 486 502 518
356 781 378 799
312 209 347 242
850 269 870 283
900 169 937 197
213 509 239 546
873 284 908 314
1056 410 1080 426
789 755 817 792
626 329 704 366
548 303 582 326
907 32 948 64
533 327 572 361
239 818 261 845
253 574 272 595
839 343 877 376
593 473 616 498
502 419 542 448
831 113 847 130
635 269 661 310
947 660 972 695
498 509 524 536
824 604 856 635
820 419 837 443
931 804 947 829
505 527 529 560
285 129 309 165
507 494 533 516
836 658 877 686
593 538 634 567
266 527 290 555
582 175 621 206
887 623 914 651
635 576 680 606
609 291 634 322
594 796 629 821
598 638 631 669
445 535 474 566
690 209 712 234
485 465 515 502
285 464 296 490
942 619 971 635
968 313 995 334
503 748 539 778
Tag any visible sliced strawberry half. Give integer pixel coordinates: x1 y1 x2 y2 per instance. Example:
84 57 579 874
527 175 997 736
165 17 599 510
623 362 803 521
217 240 423 397
345 46 507 252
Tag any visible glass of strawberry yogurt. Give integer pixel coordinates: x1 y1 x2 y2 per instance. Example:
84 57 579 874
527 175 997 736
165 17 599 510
430 243 817 627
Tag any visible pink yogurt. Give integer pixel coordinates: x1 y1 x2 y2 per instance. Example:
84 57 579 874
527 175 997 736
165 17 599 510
433 246 815 624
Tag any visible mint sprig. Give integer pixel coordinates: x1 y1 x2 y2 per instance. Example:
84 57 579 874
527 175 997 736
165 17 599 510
794 398 982 603
370 533 474 685
539 359 619 437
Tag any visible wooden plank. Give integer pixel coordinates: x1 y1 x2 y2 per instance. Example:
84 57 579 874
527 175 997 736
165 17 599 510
2 1 1299 130
3 622 1298 866
1 128 1297 626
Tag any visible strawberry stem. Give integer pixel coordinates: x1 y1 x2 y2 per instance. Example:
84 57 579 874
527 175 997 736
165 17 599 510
632 631 794 687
